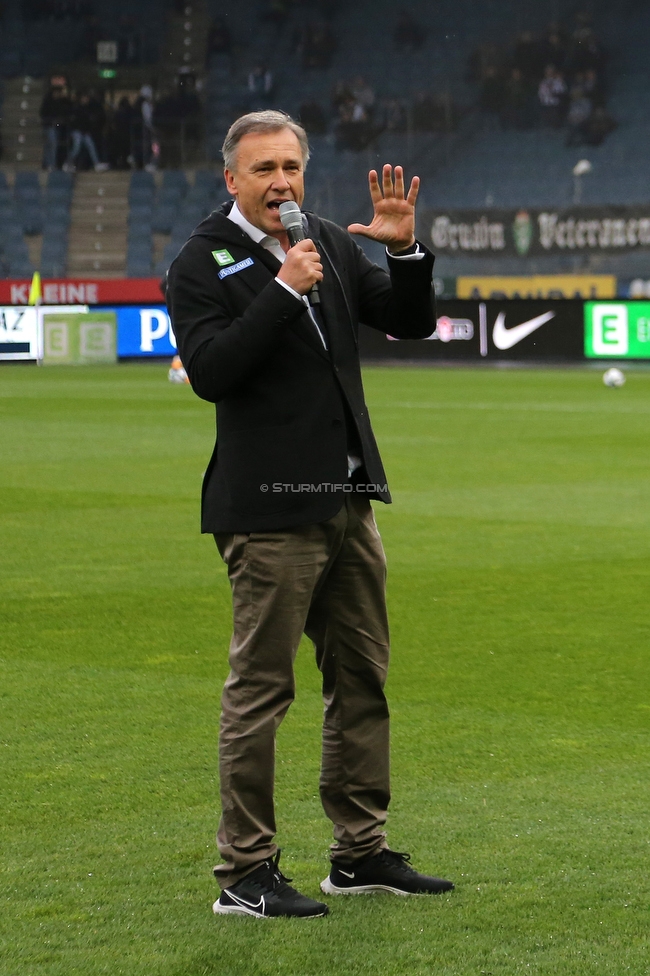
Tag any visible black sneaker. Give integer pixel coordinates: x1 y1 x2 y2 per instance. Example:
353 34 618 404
320 849 454 896
213 851 329 918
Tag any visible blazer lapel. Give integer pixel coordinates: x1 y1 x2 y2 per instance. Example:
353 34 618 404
199 214 331 361
237 241 330 362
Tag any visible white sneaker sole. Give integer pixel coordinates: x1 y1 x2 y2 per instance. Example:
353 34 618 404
212 899 328 919
213 898 269 918
320 877 415 896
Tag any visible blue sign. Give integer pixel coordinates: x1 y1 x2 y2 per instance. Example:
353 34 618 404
218 257 254 279
105 305 177 358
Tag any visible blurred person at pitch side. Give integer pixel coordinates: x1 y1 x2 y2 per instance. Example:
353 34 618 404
166 110 454 919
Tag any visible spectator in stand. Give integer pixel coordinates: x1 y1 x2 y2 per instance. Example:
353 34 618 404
132 84 156 171
63 91 108 172
331 79 353 114
538 65 567 127
299 100 328 135
247 65 274 110
565 83 593 146
206 17 231 66
480 66 505 114
582 105 616 146
299 22 337 70
412 91 437 131
567 12 605 74
539 29 567 75
335 99 373 151
350 76 375 116
107 95 134 169
512 31 545 84
466 42 503 86
572 29 606 78
501 68 532 129
393 10 426 51
40 82 73 170
154 74 202 167
582 68 605 108
472 14 612 138
412 92 456 132
383 98 407 132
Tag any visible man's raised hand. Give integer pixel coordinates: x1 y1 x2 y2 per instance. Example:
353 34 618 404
347 164 419 253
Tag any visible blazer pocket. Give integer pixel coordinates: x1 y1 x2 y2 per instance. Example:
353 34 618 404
217 423 315 517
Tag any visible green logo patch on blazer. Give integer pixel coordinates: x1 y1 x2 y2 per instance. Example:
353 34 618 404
212 249 235 267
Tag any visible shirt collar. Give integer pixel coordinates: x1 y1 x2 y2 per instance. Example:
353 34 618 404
227 200 280 252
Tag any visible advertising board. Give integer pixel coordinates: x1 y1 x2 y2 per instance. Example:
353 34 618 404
1 304 176 361
584 301 650 359
0 278 163 306
456 275 616 300
359 300 585 362
0 306 41 360
110 305 177 357
41 310 116 365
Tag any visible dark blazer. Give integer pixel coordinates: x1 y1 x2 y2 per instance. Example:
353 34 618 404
166 201 436 533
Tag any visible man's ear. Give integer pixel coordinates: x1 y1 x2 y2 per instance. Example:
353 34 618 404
224 168 238 196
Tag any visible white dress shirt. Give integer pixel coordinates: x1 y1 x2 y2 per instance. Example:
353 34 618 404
227 201 328 349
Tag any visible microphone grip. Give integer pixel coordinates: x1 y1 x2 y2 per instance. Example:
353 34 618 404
286 225 321 305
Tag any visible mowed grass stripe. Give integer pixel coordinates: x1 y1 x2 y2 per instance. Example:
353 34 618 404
1 364 649 975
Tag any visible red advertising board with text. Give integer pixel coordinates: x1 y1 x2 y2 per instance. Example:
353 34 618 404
0 279 164 306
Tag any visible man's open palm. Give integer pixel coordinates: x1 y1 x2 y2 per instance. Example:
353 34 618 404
348 164 419 252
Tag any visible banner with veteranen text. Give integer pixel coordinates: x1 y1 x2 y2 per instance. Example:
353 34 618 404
420 207 650 257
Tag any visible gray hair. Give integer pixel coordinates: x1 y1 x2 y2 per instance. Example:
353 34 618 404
222 110 310 172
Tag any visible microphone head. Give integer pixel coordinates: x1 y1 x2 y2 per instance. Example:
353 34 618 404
279 201 302 231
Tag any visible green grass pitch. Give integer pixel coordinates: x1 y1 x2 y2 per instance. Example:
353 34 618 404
2 362 649 976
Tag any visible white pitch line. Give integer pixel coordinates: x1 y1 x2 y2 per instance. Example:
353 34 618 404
392 402 650 415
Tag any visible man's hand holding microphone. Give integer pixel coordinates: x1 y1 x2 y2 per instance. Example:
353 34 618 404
277 201 323 301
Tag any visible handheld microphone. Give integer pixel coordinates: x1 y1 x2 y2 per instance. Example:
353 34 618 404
278 201 321 305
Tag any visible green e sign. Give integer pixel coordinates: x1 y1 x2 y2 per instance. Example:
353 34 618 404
585 301 650 358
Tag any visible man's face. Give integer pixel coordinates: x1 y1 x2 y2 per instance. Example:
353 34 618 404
224 128 305 239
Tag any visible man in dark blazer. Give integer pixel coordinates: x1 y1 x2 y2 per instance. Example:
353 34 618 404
166 110 454 919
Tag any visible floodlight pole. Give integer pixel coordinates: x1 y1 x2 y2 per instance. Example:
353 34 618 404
573 173 582 204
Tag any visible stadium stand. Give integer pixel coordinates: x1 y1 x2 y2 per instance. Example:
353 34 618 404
40 170 73 276
1 0 649 279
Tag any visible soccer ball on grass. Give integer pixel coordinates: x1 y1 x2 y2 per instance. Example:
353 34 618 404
602 367 625 388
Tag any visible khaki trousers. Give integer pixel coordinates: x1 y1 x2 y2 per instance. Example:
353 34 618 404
213 494 390 888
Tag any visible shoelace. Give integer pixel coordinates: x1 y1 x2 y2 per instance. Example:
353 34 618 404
268 849 294 892
379 849 414 872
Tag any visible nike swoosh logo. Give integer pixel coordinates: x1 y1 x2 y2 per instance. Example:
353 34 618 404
492 310 556 350
227 891 265 912
339 869 355 879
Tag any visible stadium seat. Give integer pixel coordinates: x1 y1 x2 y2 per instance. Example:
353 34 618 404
162 170 189 194
152 203 178 234
128 204 154 223
130 171 156 190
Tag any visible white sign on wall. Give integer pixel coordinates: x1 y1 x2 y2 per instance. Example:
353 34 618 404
0 307 41 360
0 306 89 362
